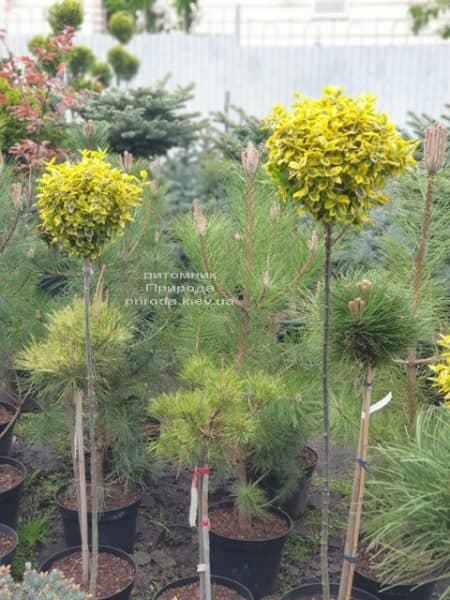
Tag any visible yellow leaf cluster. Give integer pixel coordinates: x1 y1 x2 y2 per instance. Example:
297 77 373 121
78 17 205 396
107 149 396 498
35 149 145 258
430 335 450 406
264 87 417 225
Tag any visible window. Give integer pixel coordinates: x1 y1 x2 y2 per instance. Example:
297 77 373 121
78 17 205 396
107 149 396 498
314 0 346 15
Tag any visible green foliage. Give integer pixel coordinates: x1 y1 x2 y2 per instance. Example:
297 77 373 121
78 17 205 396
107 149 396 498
79 81 202 157
173 0 198 32
264 87 417 225
151 355 306 521
11 515 51 579
329 273 419 366
64 120 111 153
409 1 450 38
209 106 269 162
47 0 84 34
107 44 140 83
0 564 90 599
0 79 27 151
67 45 95 77
35 149 145 258
90 61 113 87
365 409 450 595
108 11 135 43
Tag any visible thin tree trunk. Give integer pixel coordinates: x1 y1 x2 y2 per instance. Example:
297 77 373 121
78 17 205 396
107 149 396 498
236 458 251 535
406 175 434 428
84 258 99 596
321 222 332 600
338 364 374 600
75 389 90 587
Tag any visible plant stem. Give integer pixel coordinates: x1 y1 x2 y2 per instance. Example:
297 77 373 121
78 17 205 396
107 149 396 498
236 458 251 535
75 389 89 588
406 174 434 428
321 222 332 600
84 258 99 596
338 364 374 600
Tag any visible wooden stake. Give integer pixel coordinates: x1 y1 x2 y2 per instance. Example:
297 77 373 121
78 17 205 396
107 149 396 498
197 466 212 600
338 364 374 600
75 389 89 587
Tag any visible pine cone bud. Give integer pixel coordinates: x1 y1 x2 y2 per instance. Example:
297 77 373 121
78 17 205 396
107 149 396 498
424 122 447 176
11 183 22 210
348 297 365 318
356 279 372 297
269 202 280 221
193 199 207 236
121 150 134 172
154 231 160 244
83 119 95 136
241 141 259 177
308 230 318 252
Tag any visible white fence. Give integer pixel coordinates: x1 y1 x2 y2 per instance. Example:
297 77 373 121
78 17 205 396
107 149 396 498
6 34 450 126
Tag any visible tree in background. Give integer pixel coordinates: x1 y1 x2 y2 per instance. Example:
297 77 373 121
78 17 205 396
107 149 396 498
47 0 84 34
409 0 450 38
173 0 199 32
106 5 140 85
79 79 202 157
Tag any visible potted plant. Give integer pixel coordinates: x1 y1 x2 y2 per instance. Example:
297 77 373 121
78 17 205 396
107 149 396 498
19 149 145 599
0 523 18 566
324 273 419 600
357 408 449 600
174 142 320 519
151 355 298 599
264 87 416 600
1 563 91 599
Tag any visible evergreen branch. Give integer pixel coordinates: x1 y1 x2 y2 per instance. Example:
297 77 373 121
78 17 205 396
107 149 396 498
393 355 441 366
289 230 318 288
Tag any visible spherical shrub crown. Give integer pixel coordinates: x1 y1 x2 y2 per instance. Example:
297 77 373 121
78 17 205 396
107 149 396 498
264 87 417 225
35 149 145 258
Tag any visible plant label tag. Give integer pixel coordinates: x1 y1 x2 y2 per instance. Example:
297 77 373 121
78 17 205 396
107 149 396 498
189 471 198 527
369 392 392 415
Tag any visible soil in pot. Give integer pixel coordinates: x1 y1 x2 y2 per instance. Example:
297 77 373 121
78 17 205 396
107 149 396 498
355 539 435 600
209 502 292 599
0 458 26 528
56 483 142 553
0 525 18 566
0 401 16 455
158 582 245 600
42 547 135 600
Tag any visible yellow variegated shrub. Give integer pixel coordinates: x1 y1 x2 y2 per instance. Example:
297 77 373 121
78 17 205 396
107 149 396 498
264 87 417 224
430 335 450 405
35 149 145 258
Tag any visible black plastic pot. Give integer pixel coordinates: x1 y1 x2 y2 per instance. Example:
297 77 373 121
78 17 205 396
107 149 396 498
153 574 254 600
0 523 18 566
56 484 142 554
0 401 16 455
354 569 435 600
281 582 379 599
40 545 136 600
261 447 318 520
209 501 292 600
0 456 26 529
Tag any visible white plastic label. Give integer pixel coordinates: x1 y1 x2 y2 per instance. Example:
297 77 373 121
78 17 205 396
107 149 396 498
369 392 393 415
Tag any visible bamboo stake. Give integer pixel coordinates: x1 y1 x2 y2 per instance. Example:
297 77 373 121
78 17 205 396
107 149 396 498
338 364 374 600
75 389 90 587
198 465 212 600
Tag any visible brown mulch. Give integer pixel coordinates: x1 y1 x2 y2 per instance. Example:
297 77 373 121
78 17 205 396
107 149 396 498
158 581 246 600
50 550 134 598
0 530 16 558
58 484 141 512
0 405 13 426
210 506 289 541
0 463 23 493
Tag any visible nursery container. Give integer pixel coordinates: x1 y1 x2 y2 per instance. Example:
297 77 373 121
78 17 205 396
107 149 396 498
153 574 254 600
354 569 435 600
40 545 136 600
0 401 16 455
281 582 378 599
261 446 318 520
209 501 292 600
56 484 142 554
0 523 18 566
0 456 26 529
